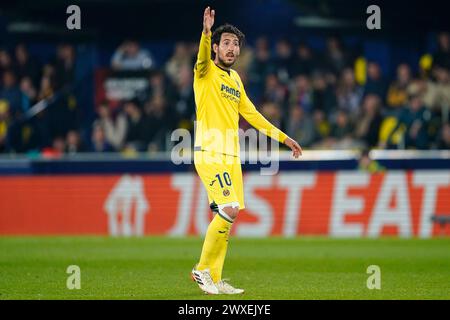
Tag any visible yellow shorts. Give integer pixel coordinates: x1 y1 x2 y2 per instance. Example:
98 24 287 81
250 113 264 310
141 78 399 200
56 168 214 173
194 150 245 209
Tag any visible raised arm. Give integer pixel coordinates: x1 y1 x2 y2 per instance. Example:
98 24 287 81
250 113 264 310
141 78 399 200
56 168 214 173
203 6 214 36
239 91 302 158
194 7 215 78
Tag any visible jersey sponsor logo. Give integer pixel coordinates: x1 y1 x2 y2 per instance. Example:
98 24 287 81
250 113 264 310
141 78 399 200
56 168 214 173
220 84 241 98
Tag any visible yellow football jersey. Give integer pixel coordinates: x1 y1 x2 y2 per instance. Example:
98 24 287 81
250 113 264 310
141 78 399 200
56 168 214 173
193 32 288 157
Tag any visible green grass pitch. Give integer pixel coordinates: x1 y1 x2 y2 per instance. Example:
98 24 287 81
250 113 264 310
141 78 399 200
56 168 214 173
0 237 449 300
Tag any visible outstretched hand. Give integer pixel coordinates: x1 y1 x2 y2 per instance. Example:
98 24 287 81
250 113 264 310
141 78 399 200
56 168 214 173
284 137 303 159
203 6 215 35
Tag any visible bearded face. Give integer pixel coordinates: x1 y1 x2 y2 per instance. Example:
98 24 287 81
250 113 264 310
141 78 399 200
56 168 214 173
213 32 240 68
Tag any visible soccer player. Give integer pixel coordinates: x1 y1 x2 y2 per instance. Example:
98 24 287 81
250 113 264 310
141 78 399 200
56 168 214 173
191 7 302 294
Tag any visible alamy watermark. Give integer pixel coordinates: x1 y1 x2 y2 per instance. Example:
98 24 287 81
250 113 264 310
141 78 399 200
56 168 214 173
66 265 81 290
366 5 381 30
366 265 381 290
66 5 81 30
171 123 282 176
66 4 380 31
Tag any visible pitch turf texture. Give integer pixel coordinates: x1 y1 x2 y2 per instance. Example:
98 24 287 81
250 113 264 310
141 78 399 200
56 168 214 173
0 237 449 300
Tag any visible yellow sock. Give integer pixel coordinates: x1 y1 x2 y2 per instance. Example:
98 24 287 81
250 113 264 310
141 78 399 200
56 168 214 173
211 230 229 282
197 213 232 283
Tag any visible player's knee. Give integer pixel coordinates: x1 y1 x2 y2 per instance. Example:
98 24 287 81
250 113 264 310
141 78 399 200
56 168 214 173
222 206 239 220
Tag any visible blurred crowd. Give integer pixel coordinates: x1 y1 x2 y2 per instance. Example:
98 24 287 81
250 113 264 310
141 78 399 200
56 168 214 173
0 43 79 155
1 32 450 156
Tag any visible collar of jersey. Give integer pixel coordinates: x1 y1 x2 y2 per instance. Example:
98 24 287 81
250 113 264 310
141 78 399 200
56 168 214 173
213 62 231 76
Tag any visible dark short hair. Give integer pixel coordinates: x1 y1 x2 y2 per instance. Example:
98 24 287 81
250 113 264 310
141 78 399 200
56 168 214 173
211 23 245 58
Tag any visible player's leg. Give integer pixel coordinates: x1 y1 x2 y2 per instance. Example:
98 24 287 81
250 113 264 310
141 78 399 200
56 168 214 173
191 204 235 295
203 202 244 294
198 201 239 281
192 151 238 294
212 157 245 294
201 207 244 295
196 154 241 279
209 155 244 281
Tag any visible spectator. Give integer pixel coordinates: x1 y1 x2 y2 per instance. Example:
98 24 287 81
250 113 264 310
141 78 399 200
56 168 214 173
174 65 195 130
42 63 56 79
54 44 76 87
436 122 450 149
431 67 450 115
311 109 331 146
7 116 41 153
358 149 385 173
386 93 431 149
387 64 412 109
0 49 14 74
0 101 9 152
47 92 80 139
111 40 154 71
144 94 173 152
65 130 86 154
355 94 383 148
322 37 351 75
291 43 316 77
96 102 127 151
311 71 336 114
407 78 434 110
289 74 313 113
274 38 294 83
90 121 114 152
331 109 354 141
123 99 148 151
38 75 55 101
14 43 41 86
432 32 450 70
259 101 284 150
336 68 363 115
146 70 177 103
248 36 275 97
0 70 24 116
41 136 65 158
409 69 450 126
29 111 50 153
286 105 315 147
260 101 283 129
364 62 387 100
263 73 288 107
165 42 193 84
20 76 38 111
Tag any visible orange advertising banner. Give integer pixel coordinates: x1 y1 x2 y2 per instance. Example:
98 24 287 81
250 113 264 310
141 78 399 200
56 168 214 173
0 171 449 237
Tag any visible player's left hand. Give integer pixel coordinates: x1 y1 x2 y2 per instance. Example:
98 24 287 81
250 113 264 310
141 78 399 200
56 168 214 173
284 137 302 159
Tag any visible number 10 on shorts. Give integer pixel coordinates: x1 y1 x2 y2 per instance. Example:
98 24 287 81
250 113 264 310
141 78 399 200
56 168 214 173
215 172 232 188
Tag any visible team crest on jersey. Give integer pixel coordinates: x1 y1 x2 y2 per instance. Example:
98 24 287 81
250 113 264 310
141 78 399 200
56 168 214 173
223 189 230 197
